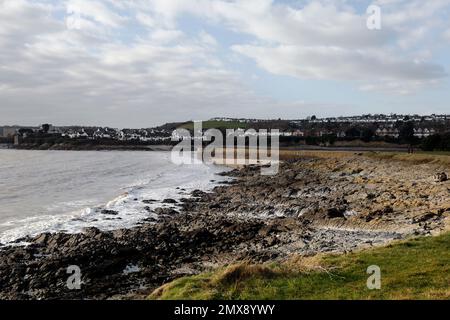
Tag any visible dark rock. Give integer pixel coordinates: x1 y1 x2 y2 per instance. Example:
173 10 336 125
101 209 119 216
412 212 440 224
162 199 177 204
154 208 179 215
433 172 448 182
327 207 346 219
191 190 207 197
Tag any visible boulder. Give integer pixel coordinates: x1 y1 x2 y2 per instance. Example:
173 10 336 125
327 207 346 219
154 207 179 215
162 198 177 204
433 172 448 182
101 209 119 215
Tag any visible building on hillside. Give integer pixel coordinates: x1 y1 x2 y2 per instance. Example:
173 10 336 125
375 127 400 138
0 127 19 138
414 128 436 138
292 130 305 137
318 130 334 137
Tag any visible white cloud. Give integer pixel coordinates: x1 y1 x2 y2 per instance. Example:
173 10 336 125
0 0 298 127
0 0 449 127
135 12 156 28
122 0 449 94
232 44 446 94
218 0 448 94
67 0 126 28
198 30 218 47
444 29 450 42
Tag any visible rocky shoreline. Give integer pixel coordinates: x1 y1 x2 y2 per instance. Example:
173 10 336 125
0 153 449 300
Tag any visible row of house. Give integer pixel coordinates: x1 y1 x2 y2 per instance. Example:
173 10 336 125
60 127 173 142
61 127 118 139
3 114 447 142
211 115 450 124
1 124 174 142
174 126 439 140
295 114 449 124
375 127 437 138
0 127 19 138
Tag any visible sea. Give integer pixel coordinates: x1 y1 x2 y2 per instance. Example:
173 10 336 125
0 149 227 244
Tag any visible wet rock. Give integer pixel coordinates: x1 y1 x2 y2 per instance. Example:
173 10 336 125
209 203 221 209
32 233 50 246
154 208 178 215
191 190 208 197
83 227 103 237
101 210 119 215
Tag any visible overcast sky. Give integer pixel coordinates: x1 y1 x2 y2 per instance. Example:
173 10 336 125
0 0 449 128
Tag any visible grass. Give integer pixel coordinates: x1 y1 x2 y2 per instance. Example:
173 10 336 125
178 121 249 130
276 149 450 164
417 151 450 157
150 232 450 300
365 151 450 167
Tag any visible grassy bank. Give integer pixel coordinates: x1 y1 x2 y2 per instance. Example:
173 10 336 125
179 121 249 130
210 148 449 166
365 151 450 166
275 149 450 166
150 232 450 300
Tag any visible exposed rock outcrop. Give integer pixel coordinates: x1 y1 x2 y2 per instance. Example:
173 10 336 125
0 154 448 299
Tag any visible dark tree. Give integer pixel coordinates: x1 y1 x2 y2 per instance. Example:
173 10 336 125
361 128 375 142
422 134 441 151
399 121 415 144
345 127 361 138
41 124 50 134
422 132 450 151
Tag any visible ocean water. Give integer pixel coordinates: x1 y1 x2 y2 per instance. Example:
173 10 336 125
0 149 227 244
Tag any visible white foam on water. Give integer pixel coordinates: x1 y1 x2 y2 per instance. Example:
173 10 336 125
0 150 231 245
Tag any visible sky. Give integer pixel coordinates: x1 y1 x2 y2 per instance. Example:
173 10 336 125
0 0 449 128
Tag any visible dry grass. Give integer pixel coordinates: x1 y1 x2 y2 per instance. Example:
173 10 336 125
283 254 329 273
149 263 279 300
210 148 450 168
365 152 450 167
211 263 277 286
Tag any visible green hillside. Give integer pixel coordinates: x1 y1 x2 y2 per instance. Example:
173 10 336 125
178 120 249 130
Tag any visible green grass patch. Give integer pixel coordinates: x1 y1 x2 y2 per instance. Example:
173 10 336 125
150 233 450 300
178 121 249 130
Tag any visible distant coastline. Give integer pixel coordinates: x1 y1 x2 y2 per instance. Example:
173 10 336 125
10 143 173 152
7 141 408 153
